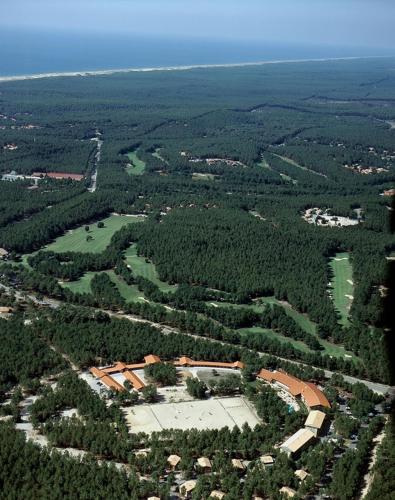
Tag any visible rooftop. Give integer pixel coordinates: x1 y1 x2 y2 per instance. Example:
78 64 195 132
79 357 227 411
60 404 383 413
305 410 326 429
280 428 316 454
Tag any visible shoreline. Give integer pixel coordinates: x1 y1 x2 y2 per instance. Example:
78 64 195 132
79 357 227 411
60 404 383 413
0 55 388 83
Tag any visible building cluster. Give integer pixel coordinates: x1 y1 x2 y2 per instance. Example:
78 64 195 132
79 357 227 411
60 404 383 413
1 170 84 183
88 357 331 497
257 369 329 457
90 355 244 392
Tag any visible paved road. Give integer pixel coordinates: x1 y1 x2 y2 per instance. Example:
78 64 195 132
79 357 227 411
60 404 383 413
1 281 393 395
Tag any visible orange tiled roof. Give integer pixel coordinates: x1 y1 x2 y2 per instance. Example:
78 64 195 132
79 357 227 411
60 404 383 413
257 370 330 408
102 361 127 374
90 367 106 378
32 172 84 181
176 356 194 366
123 370 145 391
100 374 124 392
125 362 147 370
302 382 330 408
144 354 161 364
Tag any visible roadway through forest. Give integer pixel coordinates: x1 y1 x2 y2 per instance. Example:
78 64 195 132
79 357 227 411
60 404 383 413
87 129 102 193
0 281 392 396
359 420 387 498
107 311 393 396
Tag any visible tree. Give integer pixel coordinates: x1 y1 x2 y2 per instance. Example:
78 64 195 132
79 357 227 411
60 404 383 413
144 362 177 386
186 377 207 399
142 384 157 403
97 221 104 228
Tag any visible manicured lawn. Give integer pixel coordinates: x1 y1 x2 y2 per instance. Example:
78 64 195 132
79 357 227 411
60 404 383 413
126 150 146 175
329 252 354 326
61 272 96 294
61 270 147 303
239 326 312 353
124 244 177 293
44 214 144 254
107 270 146 303
208 296 356 359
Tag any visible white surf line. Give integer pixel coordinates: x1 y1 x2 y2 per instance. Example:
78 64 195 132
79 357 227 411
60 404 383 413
0 56 388 83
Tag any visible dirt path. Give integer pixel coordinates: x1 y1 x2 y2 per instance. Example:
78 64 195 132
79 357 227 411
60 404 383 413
360 421 387 498
88 129 102 193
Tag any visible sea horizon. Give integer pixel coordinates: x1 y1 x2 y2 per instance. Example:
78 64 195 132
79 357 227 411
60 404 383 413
0 55 390 83
1 28 393 80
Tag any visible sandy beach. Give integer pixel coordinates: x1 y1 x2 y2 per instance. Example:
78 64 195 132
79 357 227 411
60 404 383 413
0 56 385 83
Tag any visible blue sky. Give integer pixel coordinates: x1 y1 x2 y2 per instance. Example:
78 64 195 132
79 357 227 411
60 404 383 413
1 0 395 49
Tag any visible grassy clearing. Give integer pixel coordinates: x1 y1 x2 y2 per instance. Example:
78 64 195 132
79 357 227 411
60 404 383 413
192 172 216 181
256 157 271 169
61 272 96 294
126 150 146 175
106 271 146 303
239 326 312 353
125 244 177 293
152 148 167 164
44 214 144 254
208 297 356 359
329 252 354 326
61 270 147 303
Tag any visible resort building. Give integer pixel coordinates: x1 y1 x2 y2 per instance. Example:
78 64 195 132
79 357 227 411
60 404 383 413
257 369 330 410
280 428 316 457
305 410 326 436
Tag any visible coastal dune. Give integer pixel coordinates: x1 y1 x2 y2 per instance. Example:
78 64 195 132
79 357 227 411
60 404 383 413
0 56 383 83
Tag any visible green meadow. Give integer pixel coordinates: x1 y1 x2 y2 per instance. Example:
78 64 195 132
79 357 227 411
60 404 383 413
329 252 354 326
124 244 177 293
126 150 146 175
44 214 144 254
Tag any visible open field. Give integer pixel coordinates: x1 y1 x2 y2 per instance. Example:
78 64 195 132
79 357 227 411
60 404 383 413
61 272 96 294
239 326 312 353
329 252 354 326
208 297 356 359
126 150 146 175
152 148 167 164
125 244 177 293
124 396 260 433
62 270 147 302
44 214 144 254
192 172 216 181
107 271 146 303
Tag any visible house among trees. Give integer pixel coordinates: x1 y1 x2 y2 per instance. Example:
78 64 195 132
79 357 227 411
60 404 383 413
197 456 212 472
295 469 309 481
210 491 226 499
167 454 181 470
231 458 245 471
279 486 297 498
260 455 274 466
179 480 197 498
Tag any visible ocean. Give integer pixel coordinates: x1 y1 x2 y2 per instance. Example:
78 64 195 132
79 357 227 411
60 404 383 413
0 28 390 77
